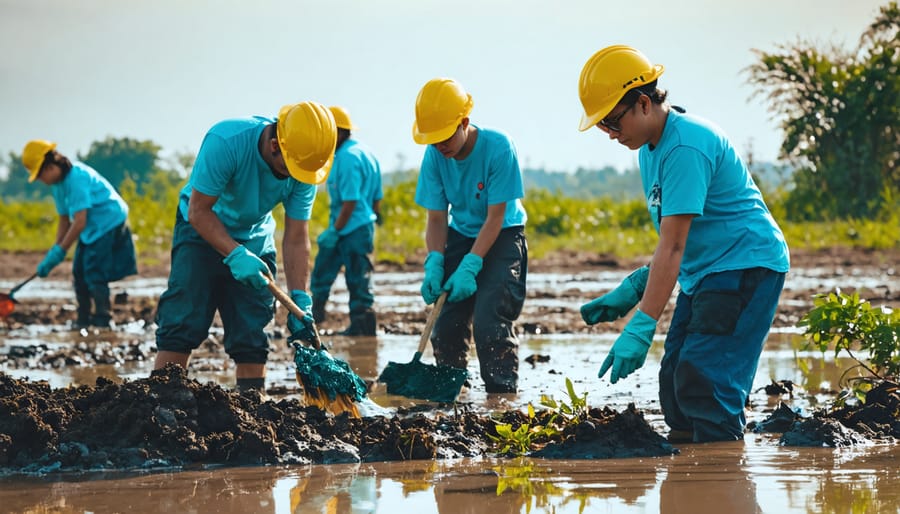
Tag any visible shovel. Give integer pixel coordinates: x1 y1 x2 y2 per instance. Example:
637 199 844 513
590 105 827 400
377 292 468 403
0 274 37 319
266 277 368 417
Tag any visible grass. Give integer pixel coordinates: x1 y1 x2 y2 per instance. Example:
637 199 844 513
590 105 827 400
2 177 897 264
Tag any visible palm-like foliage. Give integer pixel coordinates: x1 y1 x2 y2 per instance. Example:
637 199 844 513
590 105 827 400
745 2 899 220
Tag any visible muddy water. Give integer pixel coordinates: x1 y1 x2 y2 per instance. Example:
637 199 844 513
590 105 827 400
1 268 898 513
2 441 899 513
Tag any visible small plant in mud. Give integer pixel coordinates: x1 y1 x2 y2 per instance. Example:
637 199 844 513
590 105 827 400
539 377 589 423
488 403 560 455
488 378 589 455
798 289 900 403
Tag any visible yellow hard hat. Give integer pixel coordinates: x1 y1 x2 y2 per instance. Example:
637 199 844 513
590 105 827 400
412 78 474 145
577 45 664 131
328 106 358 131
277 102 337 185
22 139 57 182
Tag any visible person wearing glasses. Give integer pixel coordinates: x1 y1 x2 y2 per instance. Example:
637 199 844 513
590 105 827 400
21 140 137 329
577 45 790 442
309 105 384 336
412 77 528 394
153 102 335 394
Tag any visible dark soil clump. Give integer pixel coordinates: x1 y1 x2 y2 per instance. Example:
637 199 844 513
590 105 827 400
0 366 675 475
779 381 900 447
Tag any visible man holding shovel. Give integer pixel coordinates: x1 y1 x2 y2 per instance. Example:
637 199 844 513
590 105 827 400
412 77 528 394
153 102 336 394
309 105 383 336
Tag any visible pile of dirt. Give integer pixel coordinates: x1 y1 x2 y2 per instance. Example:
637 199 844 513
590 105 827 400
752 381 900 447
0 365 676 474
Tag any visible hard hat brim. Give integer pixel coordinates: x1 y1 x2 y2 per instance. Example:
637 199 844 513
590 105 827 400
412 121 460 145
283 153 334 185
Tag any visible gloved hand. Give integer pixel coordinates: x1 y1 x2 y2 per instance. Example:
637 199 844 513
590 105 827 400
598 309 657 384
443 253 483 303
317 227 339 249
223 245 269 289
420 251 444 305
36 244 66 277
287 290 318 344
581 265 649 325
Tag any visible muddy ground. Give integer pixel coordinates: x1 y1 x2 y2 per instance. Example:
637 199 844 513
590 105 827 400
0 247 898 474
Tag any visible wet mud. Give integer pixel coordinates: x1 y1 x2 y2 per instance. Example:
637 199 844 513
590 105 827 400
0 365 674 474
1 247 898 474
751 381 900 447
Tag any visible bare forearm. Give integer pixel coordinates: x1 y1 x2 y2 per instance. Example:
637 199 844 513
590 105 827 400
469 212 504 258
425 211 448 253
334 201 356 231
54 217 70 247
283 218 311 291
639 215 691 320
190 208 239 257
58 211 87 251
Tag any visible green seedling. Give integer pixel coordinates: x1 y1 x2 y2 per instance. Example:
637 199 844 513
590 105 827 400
797 289 900 404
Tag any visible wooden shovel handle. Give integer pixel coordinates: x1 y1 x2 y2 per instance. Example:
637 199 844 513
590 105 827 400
266 276 321 350
417 292 447 354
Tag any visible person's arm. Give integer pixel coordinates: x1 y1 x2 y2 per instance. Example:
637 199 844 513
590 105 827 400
425 209 449 254
282 215 311 292
333 201 357 231
188 188 240 256
469 203 505 257
639 214 693 319
53 216 71 247
372 199 382 220
57 210 87 251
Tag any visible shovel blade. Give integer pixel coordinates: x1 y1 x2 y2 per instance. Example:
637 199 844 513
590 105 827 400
378 352 468 403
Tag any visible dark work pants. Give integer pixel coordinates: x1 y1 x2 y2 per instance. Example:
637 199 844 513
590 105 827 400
659 267 786 442
72 222 137 326
310 223 375 314
155 212 276 364
431 226 527 393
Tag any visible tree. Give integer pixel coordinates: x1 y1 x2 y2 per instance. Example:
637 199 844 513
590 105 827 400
745 2 899 221
78 137 162 193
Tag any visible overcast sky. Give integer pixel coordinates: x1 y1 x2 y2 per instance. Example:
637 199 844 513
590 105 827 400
0 0 885 176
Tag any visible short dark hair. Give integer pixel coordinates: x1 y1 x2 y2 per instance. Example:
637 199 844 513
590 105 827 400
40 150 72 177
623 80 668 105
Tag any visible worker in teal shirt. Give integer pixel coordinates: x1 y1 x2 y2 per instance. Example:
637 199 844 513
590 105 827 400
154 102 337 394
577 46 790 442
413 78 528 394
22 140 137 328
310 106 383 336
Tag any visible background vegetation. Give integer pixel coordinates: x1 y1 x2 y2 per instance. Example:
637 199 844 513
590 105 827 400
1 3 897 264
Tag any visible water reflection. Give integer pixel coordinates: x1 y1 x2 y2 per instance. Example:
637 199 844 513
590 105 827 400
4 439 900 513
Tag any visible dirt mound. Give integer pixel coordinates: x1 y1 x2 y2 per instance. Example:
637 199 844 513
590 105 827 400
0 366 675 474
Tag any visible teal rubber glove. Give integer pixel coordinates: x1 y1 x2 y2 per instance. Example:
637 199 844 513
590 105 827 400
36 244 66 277
443 253 483 303
598 309 657 384
317 227 339 249
286 290 318 344
223 245 268 289
421 251 444 305
581 265 649 325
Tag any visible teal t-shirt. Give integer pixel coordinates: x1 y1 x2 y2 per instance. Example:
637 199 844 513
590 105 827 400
639 109 790 295
414 125 527 238
52 161 128 245
178 116 317 256
326 139 383 235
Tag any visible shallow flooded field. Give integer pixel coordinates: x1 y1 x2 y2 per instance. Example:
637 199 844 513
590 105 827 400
1 254 898 513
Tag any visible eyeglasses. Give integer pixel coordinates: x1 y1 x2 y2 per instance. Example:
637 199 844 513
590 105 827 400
598 101 637 132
